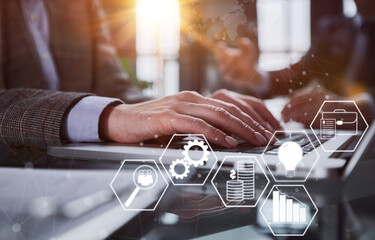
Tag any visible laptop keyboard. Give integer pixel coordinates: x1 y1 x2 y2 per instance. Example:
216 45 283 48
161 133 331 154
215 133 329 155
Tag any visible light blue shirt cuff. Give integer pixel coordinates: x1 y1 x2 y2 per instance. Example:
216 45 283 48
66 96 123 142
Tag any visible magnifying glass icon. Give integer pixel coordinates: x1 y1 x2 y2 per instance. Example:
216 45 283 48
125 165 158 208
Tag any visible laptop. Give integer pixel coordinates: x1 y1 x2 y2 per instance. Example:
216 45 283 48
48 98 373 181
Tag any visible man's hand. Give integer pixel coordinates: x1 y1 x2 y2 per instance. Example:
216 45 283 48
210 89 282 132
281 84 340 125
99 91 279 148
216 38 263 87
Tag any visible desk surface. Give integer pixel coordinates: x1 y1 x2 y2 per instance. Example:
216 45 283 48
1 95 375 240
0 156 375 240
0 167 166 240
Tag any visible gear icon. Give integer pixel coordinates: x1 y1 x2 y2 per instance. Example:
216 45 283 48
182 139 210 167
170 159 190 179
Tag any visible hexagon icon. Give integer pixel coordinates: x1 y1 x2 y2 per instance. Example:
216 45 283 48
259 185 318 236
110 159 169 211
261 131 319 182
211 156 269 207
310 100 369 152
159 134 218 186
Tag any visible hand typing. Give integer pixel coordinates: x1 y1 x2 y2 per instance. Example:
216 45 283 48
99 90 280 147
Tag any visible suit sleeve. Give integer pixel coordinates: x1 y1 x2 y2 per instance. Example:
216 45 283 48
0 88 91 148
89 0 151 104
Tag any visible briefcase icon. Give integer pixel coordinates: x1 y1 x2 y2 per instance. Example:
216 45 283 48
321 109 358 136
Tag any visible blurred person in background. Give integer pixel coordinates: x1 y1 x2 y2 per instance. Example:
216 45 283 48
216 0 375 126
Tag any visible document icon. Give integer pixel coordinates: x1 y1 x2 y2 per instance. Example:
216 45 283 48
320 119 336 139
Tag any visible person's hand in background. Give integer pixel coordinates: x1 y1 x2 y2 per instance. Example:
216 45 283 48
99 90 279 148
281 83 340 126
215 38 264 88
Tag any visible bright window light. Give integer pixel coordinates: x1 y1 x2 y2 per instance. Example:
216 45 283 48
343 0 357 17
257 0 310 71
136 0 180 97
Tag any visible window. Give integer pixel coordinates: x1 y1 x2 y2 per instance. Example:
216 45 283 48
257 0 311 71
136 0 180 97
343 0 357 17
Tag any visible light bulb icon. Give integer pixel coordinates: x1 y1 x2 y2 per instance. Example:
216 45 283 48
278 141 303 177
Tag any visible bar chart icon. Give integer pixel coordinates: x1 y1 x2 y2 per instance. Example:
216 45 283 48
260 185 318 236
272 190 307 224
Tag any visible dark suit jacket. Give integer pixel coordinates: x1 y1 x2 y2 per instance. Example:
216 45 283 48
267 15 375 98
0 0 146 149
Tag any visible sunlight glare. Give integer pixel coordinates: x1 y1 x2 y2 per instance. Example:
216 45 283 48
136 0 180 97
136 0 178 24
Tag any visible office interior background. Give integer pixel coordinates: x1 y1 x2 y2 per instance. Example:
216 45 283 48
3 0 375 239
102 0 357 98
